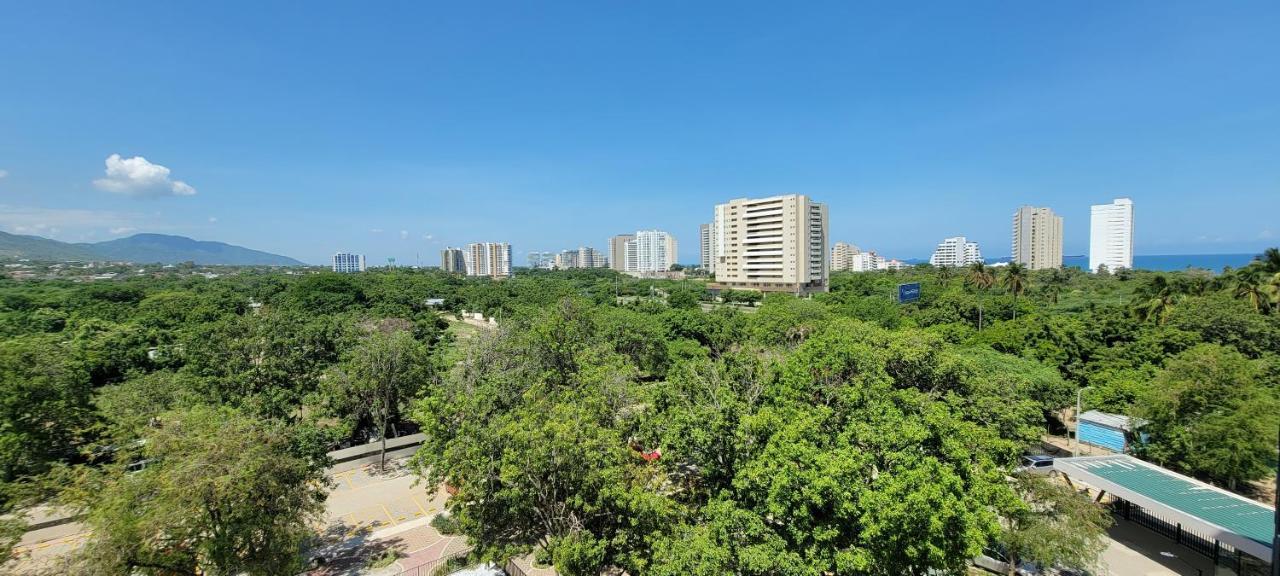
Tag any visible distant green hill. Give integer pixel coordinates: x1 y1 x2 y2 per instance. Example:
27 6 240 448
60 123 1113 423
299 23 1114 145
0 231 304 265
0 231 98 261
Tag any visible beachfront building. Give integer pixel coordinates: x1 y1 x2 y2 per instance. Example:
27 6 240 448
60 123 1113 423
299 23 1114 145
929 236 983 268
1012 206 1064 270
1089 198 1134 272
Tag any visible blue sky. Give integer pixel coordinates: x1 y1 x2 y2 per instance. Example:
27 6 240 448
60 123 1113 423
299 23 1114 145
1 1 1277 265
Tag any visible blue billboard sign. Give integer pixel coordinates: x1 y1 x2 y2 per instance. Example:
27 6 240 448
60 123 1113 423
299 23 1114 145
897 282 921 303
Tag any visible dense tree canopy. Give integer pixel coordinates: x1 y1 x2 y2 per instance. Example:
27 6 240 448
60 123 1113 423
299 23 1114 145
1 250 1278 573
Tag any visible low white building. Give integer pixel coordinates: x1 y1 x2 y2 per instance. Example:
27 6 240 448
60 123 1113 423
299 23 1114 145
929 236 982 268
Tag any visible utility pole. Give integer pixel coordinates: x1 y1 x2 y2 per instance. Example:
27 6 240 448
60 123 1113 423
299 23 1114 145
1074 386 1092 450
1075 389 1082 449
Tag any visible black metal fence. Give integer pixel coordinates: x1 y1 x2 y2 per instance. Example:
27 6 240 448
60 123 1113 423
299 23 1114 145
391 547 472 576
1109 498 1273 575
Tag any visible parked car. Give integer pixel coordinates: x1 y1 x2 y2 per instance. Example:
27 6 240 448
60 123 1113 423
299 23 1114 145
1016 454 1055 475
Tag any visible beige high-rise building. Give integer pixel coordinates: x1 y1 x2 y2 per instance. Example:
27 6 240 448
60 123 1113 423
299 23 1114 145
1012 206 1064 270
831 242 859 272
699 223 715 273
440 247 466 273
609 234 634 272
712 194 828 293
465 242 512 279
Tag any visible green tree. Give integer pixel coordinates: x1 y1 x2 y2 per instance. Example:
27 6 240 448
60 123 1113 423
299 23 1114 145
1232 265 1272 312
410 304 672 573
999 474 1111 576
63 405 329 575
0 336 93 482
1002 263 1029 320
748 295 829 346
965 262 995 331
1135 344 1280 489
325 323 431 468
665 287 701 310
1255 246 1280 273
1133 274 1182 324
1166 294 1279 358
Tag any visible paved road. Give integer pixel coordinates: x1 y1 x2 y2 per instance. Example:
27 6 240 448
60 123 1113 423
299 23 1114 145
1099 517 1215 576
11 458 455 574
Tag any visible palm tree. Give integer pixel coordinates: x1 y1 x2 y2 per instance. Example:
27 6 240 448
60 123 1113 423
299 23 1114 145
1043 267 1069 305
1134 275 1181 324
1232 265 1271 313
937 265 954 283
1255 247 1280 273
1270 272 1280 311
1002 262 1029 320
966 262 995 330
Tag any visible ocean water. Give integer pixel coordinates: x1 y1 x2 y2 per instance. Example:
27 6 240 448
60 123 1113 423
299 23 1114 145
1061 253 1258 273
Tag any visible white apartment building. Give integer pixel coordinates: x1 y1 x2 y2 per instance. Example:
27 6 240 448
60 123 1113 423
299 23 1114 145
527 251 555 270
851 251 884 272
712 194 828 293
441 247 466 273
831 242 859 272
699 223 715 273
465 242 512 279
1089 198 1134 272
553 247 608 269
332 252 366 273
929 236 982 268
619 230 677 274
1012 206 1064 270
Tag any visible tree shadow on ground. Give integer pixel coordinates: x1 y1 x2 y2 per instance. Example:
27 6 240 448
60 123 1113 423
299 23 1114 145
304 520 407 576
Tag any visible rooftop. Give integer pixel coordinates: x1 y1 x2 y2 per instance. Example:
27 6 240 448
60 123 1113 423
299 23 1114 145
1054 454 1275 560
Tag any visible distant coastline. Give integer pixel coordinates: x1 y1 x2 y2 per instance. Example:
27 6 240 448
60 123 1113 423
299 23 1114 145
953 253 1261 273
1061 253 1256 273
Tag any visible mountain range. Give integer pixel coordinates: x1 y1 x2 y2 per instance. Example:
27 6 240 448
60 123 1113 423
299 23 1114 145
0 231 305 266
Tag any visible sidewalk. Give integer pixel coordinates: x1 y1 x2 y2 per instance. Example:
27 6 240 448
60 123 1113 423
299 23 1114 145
1100 517 1215 576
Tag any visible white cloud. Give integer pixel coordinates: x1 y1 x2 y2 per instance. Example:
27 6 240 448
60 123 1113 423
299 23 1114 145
93 154 197 197
422 233 434 240
0 205 158 239
370 228 384 234
11 223 61 236
0 169 8 179
208 216 218 223
1260 230 1274 239
109 226 138 235
399 230 409 240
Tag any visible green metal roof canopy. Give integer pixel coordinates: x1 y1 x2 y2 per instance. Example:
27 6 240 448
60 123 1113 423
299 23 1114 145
1054 455 1276 561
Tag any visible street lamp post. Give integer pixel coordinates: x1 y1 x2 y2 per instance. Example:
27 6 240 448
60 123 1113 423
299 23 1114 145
1074 386 1092 450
